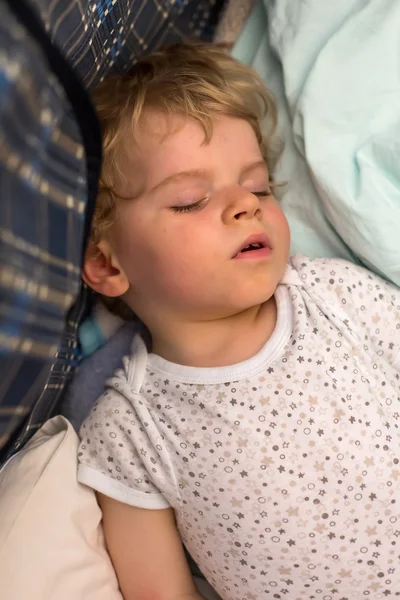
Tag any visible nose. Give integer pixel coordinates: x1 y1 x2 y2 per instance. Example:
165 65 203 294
221 186 262 224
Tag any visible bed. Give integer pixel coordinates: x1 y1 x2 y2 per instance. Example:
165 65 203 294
1 1 399 599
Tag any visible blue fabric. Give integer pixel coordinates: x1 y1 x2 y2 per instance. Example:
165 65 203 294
79 315 109 358
0 0 225 459
62 322 136 431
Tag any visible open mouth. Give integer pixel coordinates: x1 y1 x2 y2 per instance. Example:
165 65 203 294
233 233 272 258
240 242 264 253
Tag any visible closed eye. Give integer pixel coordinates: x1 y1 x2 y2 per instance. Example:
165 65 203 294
253 189 272 198
171 196 209 213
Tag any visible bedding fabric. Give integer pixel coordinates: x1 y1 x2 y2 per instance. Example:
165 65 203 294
0 416 123 600
233 0 400 286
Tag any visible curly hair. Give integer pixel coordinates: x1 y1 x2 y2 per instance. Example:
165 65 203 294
90 43 279 244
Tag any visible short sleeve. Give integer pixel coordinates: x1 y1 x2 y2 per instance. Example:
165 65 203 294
295 257 400 369
77 386 170 510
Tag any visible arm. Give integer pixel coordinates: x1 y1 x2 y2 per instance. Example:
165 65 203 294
98 493 205 600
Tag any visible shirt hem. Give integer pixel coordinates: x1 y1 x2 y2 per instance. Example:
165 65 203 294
77 464 170 509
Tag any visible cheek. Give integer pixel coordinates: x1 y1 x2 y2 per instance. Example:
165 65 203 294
115 219 202 289
266 203 290 238
112 211 152 275
149 225 219 301
147 233 211 305
154 229 207 276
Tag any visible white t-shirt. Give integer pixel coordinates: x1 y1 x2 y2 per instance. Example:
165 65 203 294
78 257 400 600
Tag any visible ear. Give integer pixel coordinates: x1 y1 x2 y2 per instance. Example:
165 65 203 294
82 239 129 297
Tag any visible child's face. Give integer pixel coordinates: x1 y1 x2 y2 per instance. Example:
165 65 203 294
109 112 290 321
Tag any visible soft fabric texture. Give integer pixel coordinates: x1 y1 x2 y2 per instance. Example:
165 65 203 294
233 0 400 286
63 321 138 431
78 257 400 599
78 300 125 358
0 416 122 600
213 0 255 49
0 413 221 600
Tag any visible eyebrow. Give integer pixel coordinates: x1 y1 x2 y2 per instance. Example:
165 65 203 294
149 160 268 193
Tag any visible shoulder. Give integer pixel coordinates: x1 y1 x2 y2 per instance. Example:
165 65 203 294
105 331 150 394
289 255 374 286
290 255 397 297
80 332 150 428
289 255 400 326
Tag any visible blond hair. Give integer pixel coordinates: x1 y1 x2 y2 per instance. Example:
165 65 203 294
91 43 279 244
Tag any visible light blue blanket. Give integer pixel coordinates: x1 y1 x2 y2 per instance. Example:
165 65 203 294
234 0 400 285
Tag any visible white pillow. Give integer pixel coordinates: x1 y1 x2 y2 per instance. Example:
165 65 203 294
0 415 220 600
0 416 123 600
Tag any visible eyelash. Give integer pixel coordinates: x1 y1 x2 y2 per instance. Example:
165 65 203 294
171 197 209 213
171 189 272 214
253 189 272 198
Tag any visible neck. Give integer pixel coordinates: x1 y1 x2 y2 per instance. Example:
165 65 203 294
148 296 277 367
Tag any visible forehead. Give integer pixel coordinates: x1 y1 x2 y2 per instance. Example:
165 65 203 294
129 111 263 186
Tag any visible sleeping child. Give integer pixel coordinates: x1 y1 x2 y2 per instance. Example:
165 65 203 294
77 44 400 600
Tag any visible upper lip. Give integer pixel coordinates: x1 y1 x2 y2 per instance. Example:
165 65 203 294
233 232 272 257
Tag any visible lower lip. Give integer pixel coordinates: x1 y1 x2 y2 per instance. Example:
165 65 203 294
234 247 273 260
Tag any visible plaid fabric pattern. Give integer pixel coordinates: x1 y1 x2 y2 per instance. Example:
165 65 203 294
37 0 222 89
0 0 224 459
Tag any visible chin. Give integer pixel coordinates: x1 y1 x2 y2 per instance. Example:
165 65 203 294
245 280 278 303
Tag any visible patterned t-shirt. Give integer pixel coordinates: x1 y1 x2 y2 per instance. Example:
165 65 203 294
78 257 400 600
